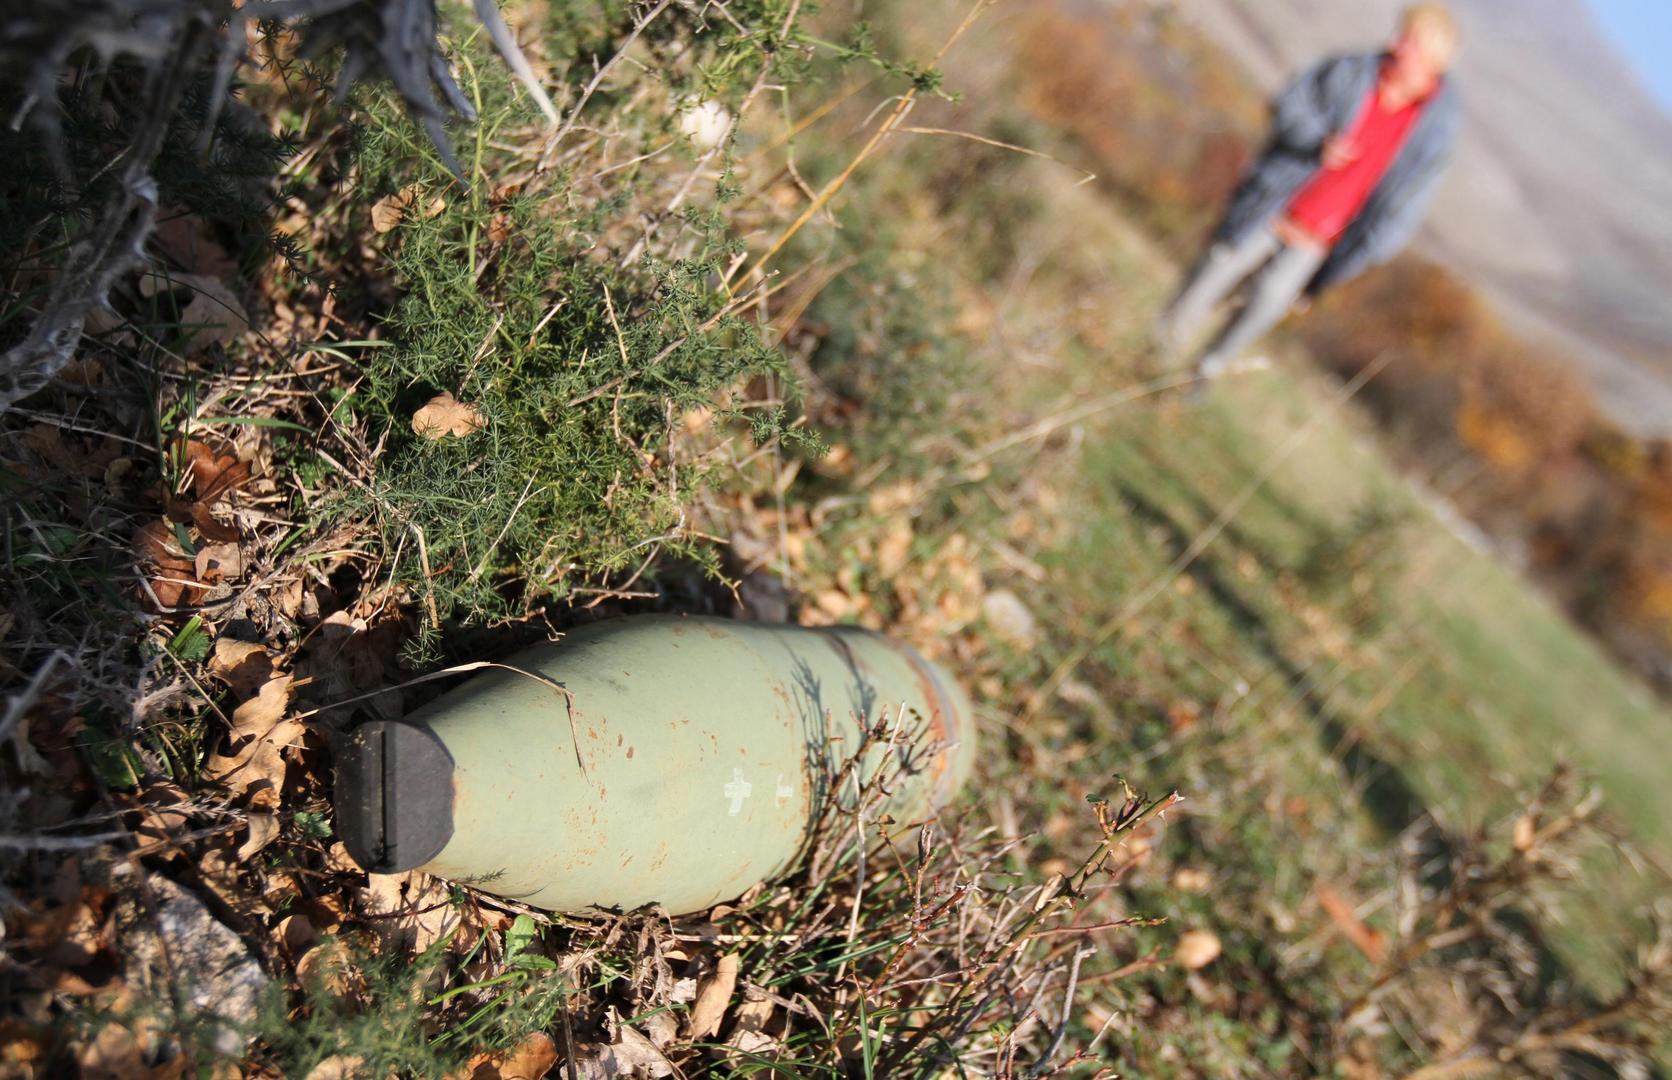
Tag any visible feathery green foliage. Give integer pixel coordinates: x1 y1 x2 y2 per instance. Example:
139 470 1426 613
339 43 791 639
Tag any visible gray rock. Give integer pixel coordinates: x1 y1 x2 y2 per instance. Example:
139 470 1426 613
114 870 269 1057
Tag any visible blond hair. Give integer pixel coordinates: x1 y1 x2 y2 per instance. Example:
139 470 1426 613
1401 3 1461 64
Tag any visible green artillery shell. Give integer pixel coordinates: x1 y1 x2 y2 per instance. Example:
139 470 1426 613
334 616 975 914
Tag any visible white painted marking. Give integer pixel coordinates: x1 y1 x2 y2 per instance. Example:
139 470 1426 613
724 769 753 816
774 773 794 807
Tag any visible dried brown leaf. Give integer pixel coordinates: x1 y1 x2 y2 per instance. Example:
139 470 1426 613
687 952 740 1039
195 542 244 584
867 481 920 516
642 1011 679 1049
876 520 913 578
190 499 244 544
197 456 252 504
295 608 405 723
1174 929 1222 970
1166 700 1200 736
130 780 193 856
76 1022 142 1079
810 589 853 622
324 842 360 875
371 185 420 234
277 577 307 620
134 520 195 574
667 976 698 1005
296 943 353 1006
411 391 486 438
210 639 273 696
236 810 280 860
455 1032 558 1080
153 213 238 278
36 898 100 968
205 717 302 803
276 913 318 959
138 533 202 607
228 673 294 742
304 1055 366 1080
20 423 76 472
731 994 774 1035
0 1019 48 1072
722 992 780 1066
371 186 444 233
570 1027 672 1079
182 440 249 504
177 274 249 349
725 1029 780 1062
360 872 458 954
1172 867 1213 894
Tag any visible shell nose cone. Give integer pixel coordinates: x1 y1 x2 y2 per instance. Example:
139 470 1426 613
335 721 455 874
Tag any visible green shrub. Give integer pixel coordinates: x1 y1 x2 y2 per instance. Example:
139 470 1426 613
334 25 799 640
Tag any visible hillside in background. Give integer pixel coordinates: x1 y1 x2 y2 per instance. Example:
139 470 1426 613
1173 0 1672 436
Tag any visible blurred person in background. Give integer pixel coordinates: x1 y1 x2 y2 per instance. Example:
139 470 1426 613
1154 3 1462 384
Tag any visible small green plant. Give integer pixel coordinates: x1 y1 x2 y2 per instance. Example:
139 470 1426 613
336 33 796 630
168 615 212 663
293 809 334 841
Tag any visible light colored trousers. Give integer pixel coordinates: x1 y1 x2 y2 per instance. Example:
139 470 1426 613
1156 227 1326 372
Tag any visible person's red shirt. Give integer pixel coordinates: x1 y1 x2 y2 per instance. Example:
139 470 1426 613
1286 69 1431 244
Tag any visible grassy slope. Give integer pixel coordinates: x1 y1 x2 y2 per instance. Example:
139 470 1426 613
805 25 1669 1051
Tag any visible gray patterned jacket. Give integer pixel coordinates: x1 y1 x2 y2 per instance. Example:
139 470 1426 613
1213 51 1462 294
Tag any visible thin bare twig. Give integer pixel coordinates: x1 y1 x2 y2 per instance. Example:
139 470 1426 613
896 125 1095 184
539 0 674 167
1028 945 1096 1077
726 0 994 288
0 651 64 744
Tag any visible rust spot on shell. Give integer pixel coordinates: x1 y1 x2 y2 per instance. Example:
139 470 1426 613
897 644 971 811
626 746 635 759
900 648 951 750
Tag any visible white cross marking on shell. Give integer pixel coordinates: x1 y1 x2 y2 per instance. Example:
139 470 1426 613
724 769 753 816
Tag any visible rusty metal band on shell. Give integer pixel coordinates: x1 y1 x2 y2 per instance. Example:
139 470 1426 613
333 616 976 914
